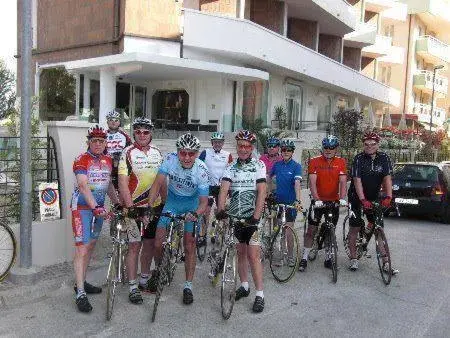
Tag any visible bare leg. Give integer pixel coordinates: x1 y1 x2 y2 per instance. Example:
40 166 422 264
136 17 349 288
140 238 154 274
236 243 249 283
183 232 196 281
348 227 360 259
127 241 142 282
248 245 263 291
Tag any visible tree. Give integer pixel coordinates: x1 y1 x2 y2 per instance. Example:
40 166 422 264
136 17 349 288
330 108 364 149
0 59 16 119
40 68 75 120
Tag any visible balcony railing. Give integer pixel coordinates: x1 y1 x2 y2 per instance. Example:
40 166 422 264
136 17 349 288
413 103 447 126
362 34 392 57
413 70 448 96
416 35 450 65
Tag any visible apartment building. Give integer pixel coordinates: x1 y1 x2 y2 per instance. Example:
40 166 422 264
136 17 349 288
18 0 401 139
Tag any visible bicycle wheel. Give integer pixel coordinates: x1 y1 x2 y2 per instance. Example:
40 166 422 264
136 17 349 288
120 241 128 285
326 228 338 283
106 243 119 321
260 216 274 262
221 245 237 320
0 223 17 282
151 245 170 322
375 228 391 286
196 217 207 262
269 225 299 283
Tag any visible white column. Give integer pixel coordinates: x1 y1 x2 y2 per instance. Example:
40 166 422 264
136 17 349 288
75 73 80 116
238 0 246 19
99 67 116 125
34 63 41 119
282 3 288 37
83 74 90 114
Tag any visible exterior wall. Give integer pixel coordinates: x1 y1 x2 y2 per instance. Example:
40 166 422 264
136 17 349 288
242 81 265 122
250 0 284 35
184 0 200 10
343 46 362 71
124 0 182 40
199 0 238 16
361 56 376 78
318 34 343 62
287 18 318 50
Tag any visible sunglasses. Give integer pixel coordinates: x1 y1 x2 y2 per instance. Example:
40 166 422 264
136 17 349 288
267 145 279 149
238 144 253 150
134 130 151 136
179 150 197 157
281 147 294 153
364 142 378 147
323 146 338 150
107 119 120 123
89 138 106 144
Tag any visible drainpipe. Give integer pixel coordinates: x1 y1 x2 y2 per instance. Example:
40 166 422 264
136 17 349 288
402 14 412 117
113 0 120 40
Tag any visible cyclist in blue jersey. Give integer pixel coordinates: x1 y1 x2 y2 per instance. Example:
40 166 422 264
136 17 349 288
147 133 210 304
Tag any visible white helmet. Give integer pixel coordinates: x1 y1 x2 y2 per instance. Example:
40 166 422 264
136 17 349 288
106 110 121 120
132 117 154 130
176 133 201 151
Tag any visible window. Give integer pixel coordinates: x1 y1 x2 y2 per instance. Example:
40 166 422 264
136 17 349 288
152 90 189 125
285 83 303 130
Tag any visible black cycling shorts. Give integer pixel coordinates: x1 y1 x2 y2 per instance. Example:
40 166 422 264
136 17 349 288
134 204 164 239
234 225 260 245
208 185 220 207
348 198 375 228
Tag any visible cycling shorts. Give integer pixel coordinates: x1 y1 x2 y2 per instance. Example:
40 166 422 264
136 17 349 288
208 185 220 207
126 205 164 242
348 197 375 228
234 224 260 246
308 205 339 227
277 208 297 222
72 209 104 246
157 197 199 233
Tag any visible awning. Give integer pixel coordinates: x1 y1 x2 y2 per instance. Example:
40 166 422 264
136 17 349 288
61 52 269 82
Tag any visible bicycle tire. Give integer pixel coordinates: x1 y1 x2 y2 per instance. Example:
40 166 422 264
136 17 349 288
106 243 119 321
260 216 274 262
0 223 17 282
196 217 207 262
375 228 392 286
152 245 171 322
221 245 237 320
269 225 299 283
327 227 338 283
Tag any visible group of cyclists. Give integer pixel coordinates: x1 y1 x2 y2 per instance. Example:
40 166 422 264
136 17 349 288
70 110 398 315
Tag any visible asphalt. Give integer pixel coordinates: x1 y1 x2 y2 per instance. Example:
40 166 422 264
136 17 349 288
0 216 449 338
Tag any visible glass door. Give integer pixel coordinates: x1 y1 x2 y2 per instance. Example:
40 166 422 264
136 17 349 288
285 84 303 130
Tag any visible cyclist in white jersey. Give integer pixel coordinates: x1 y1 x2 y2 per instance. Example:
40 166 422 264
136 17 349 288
198 131 233 246
147 133 209 305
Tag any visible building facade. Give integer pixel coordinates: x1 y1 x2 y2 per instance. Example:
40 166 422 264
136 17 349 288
19 0 404 139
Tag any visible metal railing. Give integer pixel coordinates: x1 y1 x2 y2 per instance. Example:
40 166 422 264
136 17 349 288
0 136 61 223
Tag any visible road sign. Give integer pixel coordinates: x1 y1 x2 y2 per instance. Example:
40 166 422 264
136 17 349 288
39 182 60 221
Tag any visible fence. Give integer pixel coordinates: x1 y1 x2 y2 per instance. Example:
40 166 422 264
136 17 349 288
0 136 61 223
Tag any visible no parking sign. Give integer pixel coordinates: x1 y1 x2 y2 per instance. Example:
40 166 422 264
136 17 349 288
39 182 60 221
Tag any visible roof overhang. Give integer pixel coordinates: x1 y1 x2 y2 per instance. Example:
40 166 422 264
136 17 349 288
57 52 269 82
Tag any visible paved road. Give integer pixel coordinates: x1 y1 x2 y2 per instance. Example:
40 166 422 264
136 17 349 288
0 216 449 337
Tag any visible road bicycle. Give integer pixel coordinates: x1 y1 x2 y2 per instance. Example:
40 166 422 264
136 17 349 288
105 209 130 321
0 221 16 282
151 212 191 322
311 201 340 283
268 203 301 283
342 201 396 285
207 218 227 287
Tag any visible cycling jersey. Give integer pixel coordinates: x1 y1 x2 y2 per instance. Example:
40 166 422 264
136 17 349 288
308 155 347 201
349 151 392 201
157 152 210 233
259 154 282 175
71 151 113 209
271 159 302 204
106 130 132 157
199 148 233 186
222 158 266 219
118 143 163 207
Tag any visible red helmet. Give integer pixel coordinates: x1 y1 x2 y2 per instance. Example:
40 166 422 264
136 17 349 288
87 125 107 139
235 130 257 144
362 131 381 143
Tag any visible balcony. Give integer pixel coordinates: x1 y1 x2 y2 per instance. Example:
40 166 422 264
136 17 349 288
365 0 396 13
413 103 447 127
362 35 392 58
407 0 450 31
378 46 405 64
413 70 448 97
182 9 399 106
416 35 450 67
344 22 377 48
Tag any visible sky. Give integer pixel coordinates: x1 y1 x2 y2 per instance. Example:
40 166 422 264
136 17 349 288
0 0 17 73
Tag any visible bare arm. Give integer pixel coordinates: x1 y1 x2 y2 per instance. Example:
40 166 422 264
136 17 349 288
269 175 276 193
195 196 208 216
382 175 393 197
76 174 97 209
339 175 347 200
118 174 133 208
107 182 120 205
217 180 231 212
309 174 319 200
148 173 166 207
253 182 267 220
159 175 168 204
294 179 302 202
353 177 366 201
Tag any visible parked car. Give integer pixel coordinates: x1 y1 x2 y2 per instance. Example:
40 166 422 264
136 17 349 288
390 162 450 224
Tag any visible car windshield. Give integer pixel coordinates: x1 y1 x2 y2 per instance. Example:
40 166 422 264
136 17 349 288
393 164 440 182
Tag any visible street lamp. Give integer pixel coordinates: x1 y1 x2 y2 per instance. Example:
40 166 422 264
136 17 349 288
430 64 445 132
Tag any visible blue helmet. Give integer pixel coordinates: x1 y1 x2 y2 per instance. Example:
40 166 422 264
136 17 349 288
266 137 280 147
322 135 339 149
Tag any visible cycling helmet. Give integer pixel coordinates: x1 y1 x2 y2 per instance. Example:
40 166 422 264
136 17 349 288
87 125 107 139
211 132 225 140
322 135 340 149
235 130 257 144
266 137 280 147
363 131 381 143
106 109 120 120
132 117 154 130
280 139 296 150
176 133 201 151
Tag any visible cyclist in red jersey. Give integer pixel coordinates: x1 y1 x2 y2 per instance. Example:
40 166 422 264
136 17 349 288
298 135 347 272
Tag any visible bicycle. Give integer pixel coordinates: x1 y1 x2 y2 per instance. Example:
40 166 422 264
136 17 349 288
259 198 278 262
105 209 130 321
196 214 207 262
268 203 300 283
0 221 16 282
311 201 340 283
207 218 227 287
151 212 191 322
342 201 395 285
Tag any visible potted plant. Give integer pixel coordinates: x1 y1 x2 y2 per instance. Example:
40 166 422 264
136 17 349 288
273 105 287 130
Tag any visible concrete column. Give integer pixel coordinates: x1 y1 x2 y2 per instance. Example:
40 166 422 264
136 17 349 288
238 0 245 19
34 64 41 119
99 67 116 125
282 2 288 37
75 74 80 116
83 74 90 114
